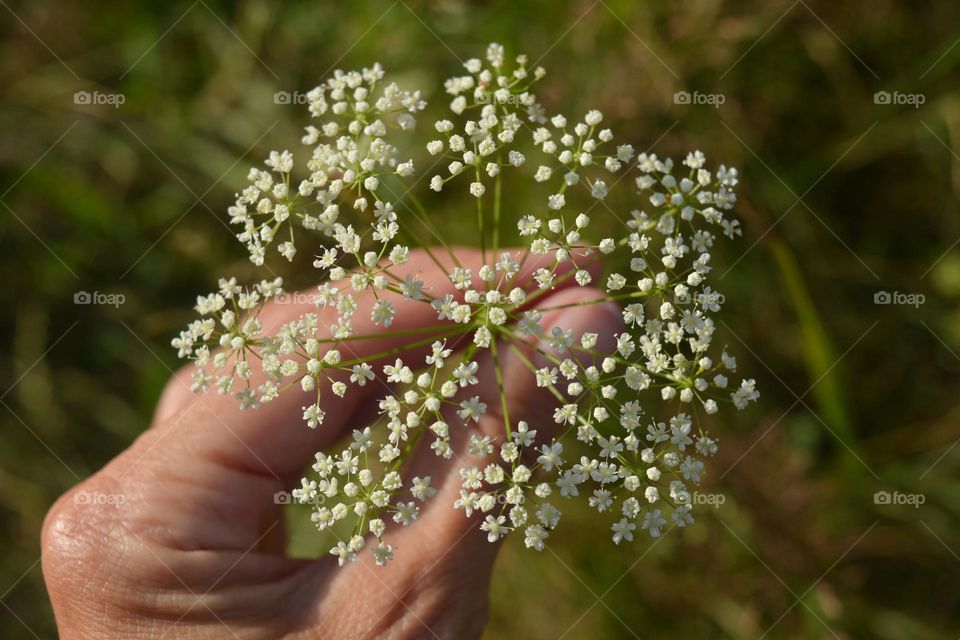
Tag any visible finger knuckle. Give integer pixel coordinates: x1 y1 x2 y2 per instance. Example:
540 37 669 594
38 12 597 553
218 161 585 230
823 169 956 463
41 482 122 596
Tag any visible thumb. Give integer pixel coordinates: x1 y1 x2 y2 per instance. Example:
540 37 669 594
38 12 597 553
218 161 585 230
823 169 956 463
391 285 623 587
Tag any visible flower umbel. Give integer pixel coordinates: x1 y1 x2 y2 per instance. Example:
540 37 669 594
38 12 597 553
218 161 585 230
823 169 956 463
173 43 759 567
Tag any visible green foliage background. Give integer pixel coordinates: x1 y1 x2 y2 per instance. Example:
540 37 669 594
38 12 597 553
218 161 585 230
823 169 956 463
2 1 959 637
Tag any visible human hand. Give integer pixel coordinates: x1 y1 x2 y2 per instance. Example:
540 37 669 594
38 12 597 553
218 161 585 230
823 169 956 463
42 248 620 639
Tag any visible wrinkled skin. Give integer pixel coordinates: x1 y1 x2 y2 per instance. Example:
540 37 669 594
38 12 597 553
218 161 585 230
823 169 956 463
42 248 621 639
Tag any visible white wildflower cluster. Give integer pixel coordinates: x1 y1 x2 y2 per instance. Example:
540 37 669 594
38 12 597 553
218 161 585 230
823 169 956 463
227 64 426 265
173 43 758 567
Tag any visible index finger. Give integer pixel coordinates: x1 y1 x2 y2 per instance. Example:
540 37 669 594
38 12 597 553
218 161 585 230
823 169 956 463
151 246 597 483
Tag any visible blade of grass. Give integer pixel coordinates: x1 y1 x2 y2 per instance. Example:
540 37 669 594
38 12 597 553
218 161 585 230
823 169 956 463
770 238 864 479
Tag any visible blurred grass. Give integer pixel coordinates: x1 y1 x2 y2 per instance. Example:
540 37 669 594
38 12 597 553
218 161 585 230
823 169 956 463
2 0 960 637
769 238 864 481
